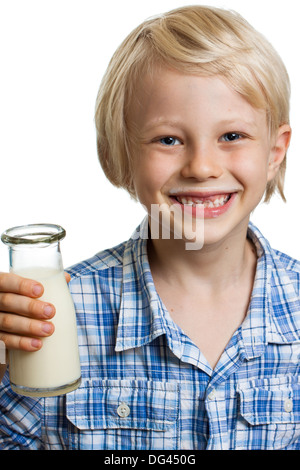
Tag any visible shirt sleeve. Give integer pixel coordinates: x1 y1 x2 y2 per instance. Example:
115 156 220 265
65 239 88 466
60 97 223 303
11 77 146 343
0 369 43 450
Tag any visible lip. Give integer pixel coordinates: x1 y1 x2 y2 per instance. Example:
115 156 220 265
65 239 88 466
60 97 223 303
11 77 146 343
168 187 239 198
169 192 238 218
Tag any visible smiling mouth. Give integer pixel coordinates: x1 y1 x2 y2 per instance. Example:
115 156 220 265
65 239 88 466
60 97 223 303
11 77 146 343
172 193 232 208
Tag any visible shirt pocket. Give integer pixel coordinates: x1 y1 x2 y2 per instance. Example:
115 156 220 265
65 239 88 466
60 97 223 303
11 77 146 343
66 379 179 450
236 376 300 450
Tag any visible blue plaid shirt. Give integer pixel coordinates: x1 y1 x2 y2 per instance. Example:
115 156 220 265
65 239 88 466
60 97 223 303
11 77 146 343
0 218 300 450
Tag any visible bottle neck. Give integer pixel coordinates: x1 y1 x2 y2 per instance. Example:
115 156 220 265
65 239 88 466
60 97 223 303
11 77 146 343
9 242 64 275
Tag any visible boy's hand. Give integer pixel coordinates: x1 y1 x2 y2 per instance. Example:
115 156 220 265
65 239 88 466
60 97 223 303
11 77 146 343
0 272 70 354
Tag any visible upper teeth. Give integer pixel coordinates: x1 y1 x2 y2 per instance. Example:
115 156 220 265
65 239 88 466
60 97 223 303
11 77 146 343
176 195 230 207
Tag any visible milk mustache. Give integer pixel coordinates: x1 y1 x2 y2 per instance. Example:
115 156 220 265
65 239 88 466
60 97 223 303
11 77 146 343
1 224 81 397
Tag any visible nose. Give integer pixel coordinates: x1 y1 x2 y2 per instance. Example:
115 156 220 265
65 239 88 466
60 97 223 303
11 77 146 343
180 142 223 180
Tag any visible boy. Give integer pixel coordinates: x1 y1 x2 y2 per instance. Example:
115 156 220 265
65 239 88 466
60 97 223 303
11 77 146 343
0 5 299 450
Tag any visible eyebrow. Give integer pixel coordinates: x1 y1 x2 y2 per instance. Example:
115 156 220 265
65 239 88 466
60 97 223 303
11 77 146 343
216 117 259 129
143 119 183 132
142 115 261 134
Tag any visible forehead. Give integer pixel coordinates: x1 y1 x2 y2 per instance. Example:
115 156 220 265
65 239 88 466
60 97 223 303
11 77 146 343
128 66 266 130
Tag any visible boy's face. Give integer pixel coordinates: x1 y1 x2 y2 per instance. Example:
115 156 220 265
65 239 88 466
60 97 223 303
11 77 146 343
129 67 290 248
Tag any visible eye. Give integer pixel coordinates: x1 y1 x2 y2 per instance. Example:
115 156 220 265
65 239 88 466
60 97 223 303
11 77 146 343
220 132 244 142
159 136 181 146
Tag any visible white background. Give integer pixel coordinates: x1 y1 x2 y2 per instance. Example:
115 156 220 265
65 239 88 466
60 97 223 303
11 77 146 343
0 0 299 271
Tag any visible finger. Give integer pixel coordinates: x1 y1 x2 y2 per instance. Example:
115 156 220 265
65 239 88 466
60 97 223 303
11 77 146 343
65 272 71 283
0 272 44 298
0 312 54 338
0 292 55 319
0 332 43 352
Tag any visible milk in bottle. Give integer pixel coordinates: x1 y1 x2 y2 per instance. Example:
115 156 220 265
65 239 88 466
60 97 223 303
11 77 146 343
1 224 81 397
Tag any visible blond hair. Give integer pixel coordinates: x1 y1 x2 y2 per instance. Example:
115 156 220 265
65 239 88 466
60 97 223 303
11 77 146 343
95 5 290 201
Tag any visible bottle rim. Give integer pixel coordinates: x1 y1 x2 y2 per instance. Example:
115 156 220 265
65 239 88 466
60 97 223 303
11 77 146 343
1 224 66 245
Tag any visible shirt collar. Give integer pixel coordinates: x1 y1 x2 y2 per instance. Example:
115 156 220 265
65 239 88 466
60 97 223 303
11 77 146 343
115 216 174 352
241 222 300 359
115 217 300 354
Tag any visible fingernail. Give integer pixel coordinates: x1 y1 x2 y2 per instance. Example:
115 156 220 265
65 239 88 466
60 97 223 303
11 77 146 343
32 284 43 296
43 305 54 317
42 322 53 334
31 339 42 349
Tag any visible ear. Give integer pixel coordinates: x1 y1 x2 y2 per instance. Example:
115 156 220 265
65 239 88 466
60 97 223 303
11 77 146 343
267 124 292 181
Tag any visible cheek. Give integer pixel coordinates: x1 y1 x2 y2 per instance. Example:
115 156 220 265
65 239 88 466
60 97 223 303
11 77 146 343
229 148 270 186
132 155 166 205
133 153 173 193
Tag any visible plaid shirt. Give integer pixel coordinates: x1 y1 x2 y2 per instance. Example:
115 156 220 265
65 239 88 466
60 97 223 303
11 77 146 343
0 218 299 450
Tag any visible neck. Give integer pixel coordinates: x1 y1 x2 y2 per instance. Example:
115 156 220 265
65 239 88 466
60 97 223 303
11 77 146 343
147 222 257 292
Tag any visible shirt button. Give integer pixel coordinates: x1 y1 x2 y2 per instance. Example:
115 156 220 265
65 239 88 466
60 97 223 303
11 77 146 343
207 388 216 400
284 398 293 413
117 402 130 418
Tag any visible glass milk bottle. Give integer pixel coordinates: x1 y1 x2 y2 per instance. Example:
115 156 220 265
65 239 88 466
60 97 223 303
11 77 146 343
1 224 81 397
